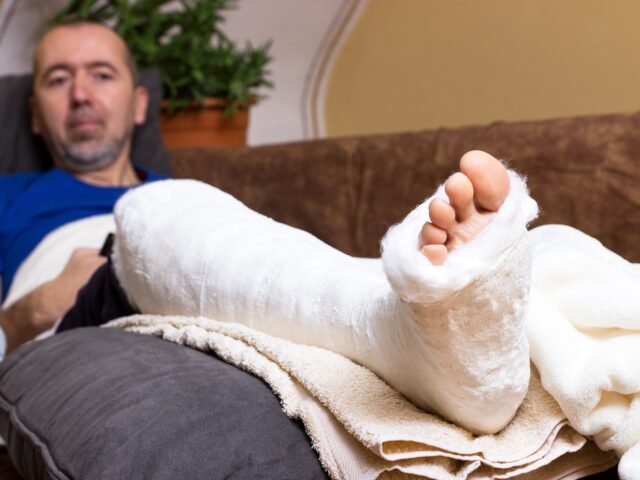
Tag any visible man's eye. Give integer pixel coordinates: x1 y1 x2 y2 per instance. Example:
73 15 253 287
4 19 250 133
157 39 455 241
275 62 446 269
94 72 113 81
46 76 68 87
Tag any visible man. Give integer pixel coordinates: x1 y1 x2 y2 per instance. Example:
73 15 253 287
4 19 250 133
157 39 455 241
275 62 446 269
0 21 165 355
0 18 529 434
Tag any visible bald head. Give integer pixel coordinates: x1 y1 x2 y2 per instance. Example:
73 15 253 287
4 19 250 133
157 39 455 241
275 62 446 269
33 21 138 86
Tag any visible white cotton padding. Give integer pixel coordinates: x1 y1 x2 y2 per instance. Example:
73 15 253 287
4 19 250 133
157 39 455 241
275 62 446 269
113 174 536 434
381 170 539 304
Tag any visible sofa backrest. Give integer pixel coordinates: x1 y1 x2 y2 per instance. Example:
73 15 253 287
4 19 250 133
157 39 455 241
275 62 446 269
169 112 640 262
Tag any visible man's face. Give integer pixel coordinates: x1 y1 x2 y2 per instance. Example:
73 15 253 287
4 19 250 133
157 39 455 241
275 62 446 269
31 24 148 172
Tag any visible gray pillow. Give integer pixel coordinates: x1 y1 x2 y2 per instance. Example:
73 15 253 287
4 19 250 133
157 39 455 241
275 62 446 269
0 327 327 479
0 69 171 176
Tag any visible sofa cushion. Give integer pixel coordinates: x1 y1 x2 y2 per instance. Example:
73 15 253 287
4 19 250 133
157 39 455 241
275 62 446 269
0 69 171 176
0 327 327 480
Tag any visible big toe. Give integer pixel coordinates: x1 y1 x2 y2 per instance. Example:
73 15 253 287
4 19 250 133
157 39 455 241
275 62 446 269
459 151 510 212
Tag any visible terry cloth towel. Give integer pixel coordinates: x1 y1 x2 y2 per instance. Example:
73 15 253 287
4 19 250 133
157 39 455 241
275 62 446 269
107 314 617 480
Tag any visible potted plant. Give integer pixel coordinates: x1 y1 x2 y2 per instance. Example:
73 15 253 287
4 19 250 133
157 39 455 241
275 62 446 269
53 0 273 148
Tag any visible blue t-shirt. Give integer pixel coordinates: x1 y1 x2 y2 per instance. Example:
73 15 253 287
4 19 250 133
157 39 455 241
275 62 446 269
0 166 166 299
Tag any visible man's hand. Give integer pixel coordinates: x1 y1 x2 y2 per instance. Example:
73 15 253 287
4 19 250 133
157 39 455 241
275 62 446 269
0 248 106 355
41 248 108 321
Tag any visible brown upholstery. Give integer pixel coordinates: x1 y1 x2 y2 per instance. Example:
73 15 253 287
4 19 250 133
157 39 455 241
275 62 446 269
169 112 640 262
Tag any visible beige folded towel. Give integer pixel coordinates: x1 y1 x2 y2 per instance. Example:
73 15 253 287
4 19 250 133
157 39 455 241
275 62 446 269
107 314 617 479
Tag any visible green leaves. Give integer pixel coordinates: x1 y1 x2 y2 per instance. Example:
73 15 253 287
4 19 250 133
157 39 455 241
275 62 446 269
52 0 273 116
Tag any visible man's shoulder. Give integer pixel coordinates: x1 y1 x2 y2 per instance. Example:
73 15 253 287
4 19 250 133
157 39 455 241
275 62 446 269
0 171 41 188
136 166 170 183
0 172 42 211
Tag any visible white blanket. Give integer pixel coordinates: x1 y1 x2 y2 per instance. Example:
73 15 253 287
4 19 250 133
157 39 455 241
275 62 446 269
2 214 115 337
526 225 640 479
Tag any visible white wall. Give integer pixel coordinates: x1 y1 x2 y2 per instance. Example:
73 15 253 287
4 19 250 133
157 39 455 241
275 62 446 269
223 0 346 145
0 0 67 74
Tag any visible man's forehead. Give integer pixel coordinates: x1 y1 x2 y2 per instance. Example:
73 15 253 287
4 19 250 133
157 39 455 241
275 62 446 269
35 24 128 75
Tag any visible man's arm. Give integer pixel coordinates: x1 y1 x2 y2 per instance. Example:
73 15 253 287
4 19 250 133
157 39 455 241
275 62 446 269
0 248 106 355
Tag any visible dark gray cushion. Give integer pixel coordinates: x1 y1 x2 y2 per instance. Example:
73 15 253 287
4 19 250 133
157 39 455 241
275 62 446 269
0 327 327 480
0 69 171 176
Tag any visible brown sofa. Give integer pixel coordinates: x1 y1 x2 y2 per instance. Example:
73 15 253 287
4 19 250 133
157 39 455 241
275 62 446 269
170 111 640 263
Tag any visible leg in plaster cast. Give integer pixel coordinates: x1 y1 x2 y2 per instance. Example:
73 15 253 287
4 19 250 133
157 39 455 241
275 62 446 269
113 151 536 435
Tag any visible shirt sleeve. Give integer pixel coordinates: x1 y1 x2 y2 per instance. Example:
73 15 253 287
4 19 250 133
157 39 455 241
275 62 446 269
0 172 41 209
0 173 39 301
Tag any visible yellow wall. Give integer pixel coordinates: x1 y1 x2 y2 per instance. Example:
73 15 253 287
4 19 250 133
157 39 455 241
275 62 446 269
325 0 640 136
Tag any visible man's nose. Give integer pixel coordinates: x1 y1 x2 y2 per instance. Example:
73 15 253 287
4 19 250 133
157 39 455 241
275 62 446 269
70 73 92 105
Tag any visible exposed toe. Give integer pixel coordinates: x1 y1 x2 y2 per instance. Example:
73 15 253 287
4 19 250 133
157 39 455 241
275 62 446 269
420 222 447 247
428 199 456 230
420 150 510 264
421 244 448 265
444 172 475 220
459 150 510 212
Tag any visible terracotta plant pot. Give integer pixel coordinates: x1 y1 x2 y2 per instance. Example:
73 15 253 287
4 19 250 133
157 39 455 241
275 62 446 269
160 98 249 149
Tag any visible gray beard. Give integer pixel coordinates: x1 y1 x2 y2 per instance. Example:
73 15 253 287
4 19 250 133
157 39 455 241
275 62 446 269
57 127 131 173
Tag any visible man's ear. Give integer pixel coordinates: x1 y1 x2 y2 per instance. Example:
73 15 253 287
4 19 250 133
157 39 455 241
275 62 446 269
29 96 42 135
133 85 149 126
